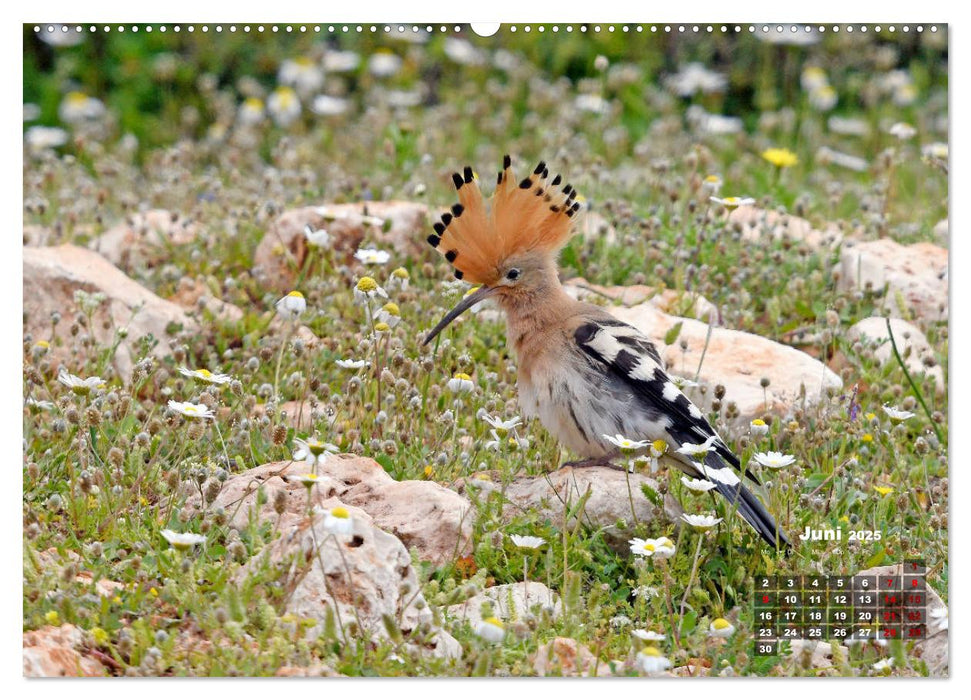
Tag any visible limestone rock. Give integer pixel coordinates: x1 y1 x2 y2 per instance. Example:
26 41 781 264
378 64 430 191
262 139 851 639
729 205 846 251
847 317 944 395
168 276 244 323
23 625 107 677
837 239 948 322
253 201 428 291
458 467 681 550
189 456 473 567
23 245 198 382
90 209 199 269
239 508 459 658
608 302 842 424
532 637 603 677
564 276 716 321
445 582 561 626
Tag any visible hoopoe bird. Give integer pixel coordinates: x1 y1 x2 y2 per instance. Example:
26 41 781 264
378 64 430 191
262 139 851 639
423 156 790 549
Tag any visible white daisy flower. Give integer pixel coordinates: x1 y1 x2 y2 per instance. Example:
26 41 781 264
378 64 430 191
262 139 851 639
753 451 797 469
681 476 717 493
178 367 232 386
354 248 391 265
353 277 388 305
167 400 215 420
160 529 206 551
323 50 360 73
483 414 522 436
872 658 893 673
317 505 354 536
277 57 324 97
749 418 769 437
669 375 700 390
882 404 916 422
237 97 265 126
631 629 666 642
303 224 331 248
58 91 106 124
57 371 105 396
709 618 736 638
635 646 672 675
26 397 55 411
681 513 723 531
25 126 69 152
929 606 948 633
368 51 402 78
336 358 369 370
293 437 339 468
888 122 917 140
275 291 307 320
311 94 350 117
287 472 324 489
267 86 301 127
701 174 723 194
387 267 410 292
710 196 755 210
630 537 676 559
603 433 651 453
375 302 401 329
676 435 718 458
921 142 948 160
508 534 546 549
475 616 505 644
447 373 474 394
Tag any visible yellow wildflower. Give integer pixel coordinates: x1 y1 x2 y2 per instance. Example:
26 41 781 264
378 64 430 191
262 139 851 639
762 148 799 168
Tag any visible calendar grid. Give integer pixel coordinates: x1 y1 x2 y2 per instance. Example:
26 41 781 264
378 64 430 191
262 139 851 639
754 561 927 656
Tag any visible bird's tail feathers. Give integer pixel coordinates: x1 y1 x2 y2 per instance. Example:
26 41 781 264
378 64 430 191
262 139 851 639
712 478 791 550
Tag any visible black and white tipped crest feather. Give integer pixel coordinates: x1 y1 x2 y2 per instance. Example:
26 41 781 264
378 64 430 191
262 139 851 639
574 318 788 548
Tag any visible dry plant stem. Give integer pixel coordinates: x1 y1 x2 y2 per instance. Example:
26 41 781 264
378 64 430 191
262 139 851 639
679 533 705 621
273 323 296 401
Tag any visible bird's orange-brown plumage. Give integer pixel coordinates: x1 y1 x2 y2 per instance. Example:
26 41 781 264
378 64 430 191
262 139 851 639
427 157 581 285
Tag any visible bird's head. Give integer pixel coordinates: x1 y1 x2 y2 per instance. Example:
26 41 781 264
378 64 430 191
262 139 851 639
423 156 581 345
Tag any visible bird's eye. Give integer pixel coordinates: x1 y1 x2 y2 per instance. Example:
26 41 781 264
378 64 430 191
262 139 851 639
506 268 521 281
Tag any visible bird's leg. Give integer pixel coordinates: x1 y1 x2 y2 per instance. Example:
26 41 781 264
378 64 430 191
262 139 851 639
561 451 623 471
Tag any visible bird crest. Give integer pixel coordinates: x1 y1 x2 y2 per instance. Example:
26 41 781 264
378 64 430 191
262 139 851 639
426 155 582 285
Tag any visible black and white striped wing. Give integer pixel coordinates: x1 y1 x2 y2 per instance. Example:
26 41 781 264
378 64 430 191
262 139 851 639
574 317 790 549
574 318 742 479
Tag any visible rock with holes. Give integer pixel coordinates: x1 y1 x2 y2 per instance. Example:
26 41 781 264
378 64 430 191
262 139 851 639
532 637 604 677
728 205 848 251
23 625 107 677
607 302 842 425
837 239 948 322
456 467 681 551
23 245 197 382
445 582 561 627
253 201 429 291
239 507 460 659
846 317 945 395
90 209 199 269
186 456 473 568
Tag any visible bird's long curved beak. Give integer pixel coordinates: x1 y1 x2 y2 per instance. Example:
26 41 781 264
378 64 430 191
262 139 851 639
423 285 496 346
